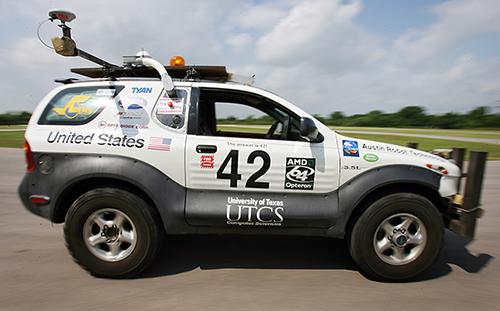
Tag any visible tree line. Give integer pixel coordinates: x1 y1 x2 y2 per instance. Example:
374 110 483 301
220 106 499 129
0 112 31 125
1 106 499 128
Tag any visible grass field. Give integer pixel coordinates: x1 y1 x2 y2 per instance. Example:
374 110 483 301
217 125 500 160
1 125 499 159
0 131 24 148
344 133 500 160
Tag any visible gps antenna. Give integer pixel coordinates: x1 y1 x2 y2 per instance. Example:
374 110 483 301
47 9 119 70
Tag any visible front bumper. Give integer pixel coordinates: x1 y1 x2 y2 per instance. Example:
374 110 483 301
435 149 487 239
445 194 484 239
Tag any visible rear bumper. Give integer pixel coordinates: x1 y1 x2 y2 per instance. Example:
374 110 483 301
18 174 54 221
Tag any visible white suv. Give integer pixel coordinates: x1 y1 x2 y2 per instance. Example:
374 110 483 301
18 57 471 281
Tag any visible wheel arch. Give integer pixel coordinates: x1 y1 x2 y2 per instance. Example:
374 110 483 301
344 182 446 240
52 175 157 223
333 165 446 239
35 153 189 235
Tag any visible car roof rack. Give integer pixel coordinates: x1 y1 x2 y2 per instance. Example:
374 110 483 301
70 65 229 82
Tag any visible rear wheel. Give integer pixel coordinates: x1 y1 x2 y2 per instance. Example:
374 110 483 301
64 188 163 278
349 193 443 281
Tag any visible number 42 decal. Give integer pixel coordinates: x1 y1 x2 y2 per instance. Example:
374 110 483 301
217 150 271 189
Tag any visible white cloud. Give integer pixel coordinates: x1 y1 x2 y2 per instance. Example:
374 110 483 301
256 0 371 67
225 33 253 51
394 0 500 63
254 0 500 114
6 38 75 69
0 0 499 115
234 2 290 31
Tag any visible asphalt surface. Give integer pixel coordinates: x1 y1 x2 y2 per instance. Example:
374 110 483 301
1 147 498 311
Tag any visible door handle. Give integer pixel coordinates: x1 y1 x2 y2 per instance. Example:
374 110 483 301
196 145 217 154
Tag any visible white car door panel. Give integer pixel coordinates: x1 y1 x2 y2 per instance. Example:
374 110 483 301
185 135 338 193
184 87 340 228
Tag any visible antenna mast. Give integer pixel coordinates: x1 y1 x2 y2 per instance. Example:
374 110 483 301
48 9 119 70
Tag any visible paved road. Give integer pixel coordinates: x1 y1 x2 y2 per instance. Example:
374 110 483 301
1 148 498 311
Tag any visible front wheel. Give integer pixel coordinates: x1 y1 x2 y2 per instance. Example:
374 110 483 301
64 188 163 278
349 193 444 281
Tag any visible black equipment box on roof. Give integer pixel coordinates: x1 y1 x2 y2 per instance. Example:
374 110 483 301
71 66 229 82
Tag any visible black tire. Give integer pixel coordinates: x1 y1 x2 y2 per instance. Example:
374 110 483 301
349 193 443 281
64 188 163 278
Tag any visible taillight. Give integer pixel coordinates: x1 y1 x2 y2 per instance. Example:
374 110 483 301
29 195 50 205
24 140 36 172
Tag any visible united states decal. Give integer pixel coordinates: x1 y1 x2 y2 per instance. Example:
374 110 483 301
147 137 172 151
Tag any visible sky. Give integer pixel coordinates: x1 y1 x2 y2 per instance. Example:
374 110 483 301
0 0 499 116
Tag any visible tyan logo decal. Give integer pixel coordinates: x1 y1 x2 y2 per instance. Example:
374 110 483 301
132 87 152 94
284 158 316 190
52 95 93 118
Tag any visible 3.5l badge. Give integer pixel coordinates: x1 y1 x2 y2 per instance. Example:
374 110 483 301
284 157 316 190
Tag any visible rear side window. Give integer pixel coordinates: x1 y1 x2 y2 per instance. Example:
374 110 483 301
38 86 123 125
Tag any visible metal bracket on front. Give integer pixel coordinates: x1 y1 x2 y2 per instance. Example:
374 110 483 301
447 151 487 239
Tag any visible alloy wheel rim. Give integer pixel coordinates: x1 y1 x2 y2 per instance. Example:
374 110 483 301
373 213 427 266
83 208 137 262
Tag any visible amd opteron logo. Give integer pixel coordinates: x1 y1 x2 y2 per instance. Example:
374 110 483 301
284 157 316 190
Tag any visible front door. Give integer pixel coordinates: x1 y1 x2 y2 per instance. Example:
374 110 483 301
185 87 339 229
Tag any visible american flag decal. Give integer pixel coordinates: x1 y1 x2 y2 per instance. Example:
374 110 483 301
148 137 172 151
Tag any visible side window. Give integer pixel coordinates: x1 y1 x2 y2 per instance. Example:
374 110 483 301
197 89 303 141
215 102 276 136
38 86 123 125
155 89 188 129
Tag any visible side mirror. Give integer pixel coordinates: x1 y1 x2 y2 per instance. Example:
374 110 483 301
300 117 321 142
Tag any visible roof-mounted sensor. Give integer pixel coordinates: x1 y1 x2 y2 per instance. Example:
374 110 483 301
39 10 254 86
48 9 76 23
